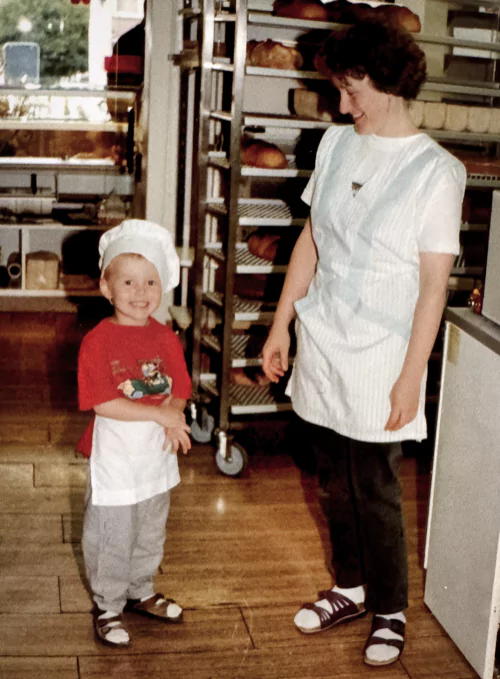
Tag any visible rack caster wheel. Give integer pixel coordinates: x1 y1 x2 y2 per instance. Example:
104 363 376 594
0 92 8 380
190 408 215 444
215 442 248 477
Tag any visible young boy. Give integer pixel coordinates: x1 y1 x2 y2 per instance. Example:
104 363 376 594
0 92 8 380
77 219 192 647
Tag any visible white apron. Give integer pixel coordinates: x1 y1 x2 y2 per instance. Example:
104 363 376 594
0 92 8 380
287 126 464 442
90 416 180 506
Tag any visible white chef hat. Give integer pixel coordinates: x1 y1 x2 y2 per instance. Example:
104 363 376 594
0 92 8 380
99 219 180 293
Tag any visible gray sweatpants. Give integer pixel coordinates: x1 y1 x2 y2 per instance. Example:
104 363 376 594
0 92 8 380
82 475 171 613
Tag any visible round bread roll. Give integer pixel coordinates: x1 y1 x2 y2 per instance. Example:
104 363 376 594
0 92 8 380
249 40 304 70
423 102 446 130
273 0 330 21
240 139 288 169
409 100 424 128
467 107 492 134
444 105 468 133
488 107 500 135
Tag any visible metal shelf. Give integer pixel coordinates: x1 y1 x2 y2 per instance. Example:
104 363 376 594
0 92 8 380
429 129 500 143
199 376 293 414
0 288 101 297
0 87 137 101
0 157 120 173
466 174 500 188
246 66 324 80
202 333 260 366
206 198 307 226
238 198 306 226
206 243 288 273
212 148 500 185
460 223 488 231
203 291 277 322
0 120 127 132
240 116 500 142
243 112 331 129
422 78 500 99
247 10 500 54
451 266 485 275
209 152 312 177
212 62 235 73
248 11 345 31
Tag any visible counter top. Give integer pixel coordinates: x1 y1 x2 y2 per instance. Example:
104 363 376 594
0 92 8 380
445 307 500 356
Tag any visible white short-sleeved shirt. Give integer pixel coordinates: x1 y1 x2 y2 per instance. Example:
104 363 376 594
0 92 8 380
286 125 466 442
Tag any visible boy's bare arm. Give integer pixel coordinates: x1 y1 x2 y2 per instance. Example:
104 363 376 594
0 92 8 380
162 397 187 412
161 397 191 454
94 396 188 431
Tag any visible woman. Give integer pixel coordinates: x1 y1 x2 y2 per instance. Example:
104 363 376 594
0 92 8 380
262 21 465 667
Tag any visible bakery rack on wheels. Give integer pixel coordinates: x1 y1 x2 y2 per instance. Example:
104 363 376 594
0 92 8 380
181 0 323 476
177 0 500 475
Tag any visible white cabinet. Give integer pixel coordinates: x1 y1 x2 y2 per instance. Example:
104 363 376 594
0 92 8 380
425 307 500 679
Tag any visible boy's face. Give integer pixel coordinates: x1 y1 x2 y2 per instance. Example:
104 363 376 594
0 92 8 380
100 254 162 326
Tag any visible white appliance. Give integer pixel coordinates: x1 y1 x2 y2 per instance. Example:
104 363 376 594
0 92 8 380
482 189 500 326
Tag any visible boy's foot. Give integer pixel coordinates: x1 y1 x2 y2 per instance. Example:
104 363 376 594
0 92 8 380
294 586 366 634
125 593 183 622
94 609 130 647
364 612 406 666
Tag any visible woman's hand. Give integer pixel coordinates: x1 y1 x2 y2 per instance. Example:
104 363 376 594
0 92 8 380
385 374 420 431
262 327 290 383
163 426 192 454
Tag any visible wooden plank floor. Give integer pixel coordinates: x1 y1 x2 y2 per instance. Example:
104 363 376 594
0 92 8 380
0 312 479 679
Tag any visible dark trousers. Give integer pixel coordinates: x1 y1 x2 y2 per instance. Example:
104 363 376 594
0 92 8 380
301 417 408 614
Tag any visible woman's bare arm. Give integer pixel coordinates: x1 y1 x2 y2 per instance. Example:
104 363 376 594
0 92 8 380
385 252 453 431
262 218 318 381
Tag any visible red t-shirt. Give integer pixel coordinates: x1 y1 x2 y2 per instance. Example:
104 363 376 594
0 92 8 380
77 317 192 457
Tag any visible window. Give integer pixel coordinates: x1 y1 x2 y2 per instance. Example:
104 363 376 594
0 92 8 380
115 0 143 17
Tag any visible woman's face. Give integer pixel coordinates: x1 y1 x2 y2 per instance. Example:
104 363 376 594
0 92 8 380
331 74 391 135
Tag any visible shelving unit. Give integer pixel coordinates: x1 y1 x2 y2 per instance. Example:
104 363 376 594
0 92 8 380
0 86 138 304
180 0 500 474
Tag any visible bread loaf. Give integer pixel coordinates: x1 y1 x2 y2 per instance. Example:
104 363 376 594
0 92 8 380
274 0 421 33
273 0 330 21
240 139 288 169
246 40 258 63
377 4 421 32
248 40 304 70
293 89 333 121
248 233 281 262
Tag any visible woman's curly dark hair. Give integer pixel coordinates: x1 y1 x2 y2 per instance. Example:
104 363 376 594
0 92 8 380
323 21 427 100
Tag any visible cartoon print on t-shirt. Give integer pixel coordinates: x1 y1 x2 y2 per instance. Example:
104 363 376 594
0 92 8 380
118 359 172 399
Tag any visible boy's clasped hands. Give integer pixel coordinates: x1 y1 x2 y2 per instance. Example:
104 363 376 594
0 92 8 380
157 395 191 454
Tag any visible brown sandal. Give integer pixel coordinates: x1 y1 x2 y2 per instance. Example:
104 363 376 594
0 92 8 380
93 609 130 647
364 616 405 666
125 593 183 623
295 590 367 634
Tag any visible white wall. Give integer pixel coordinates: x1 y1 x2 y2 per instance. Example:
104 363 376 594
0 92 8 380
141 0 181 320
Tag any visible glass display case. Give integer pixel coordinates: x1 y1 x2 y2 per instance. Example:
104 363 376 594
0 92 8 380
0 0 144 300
